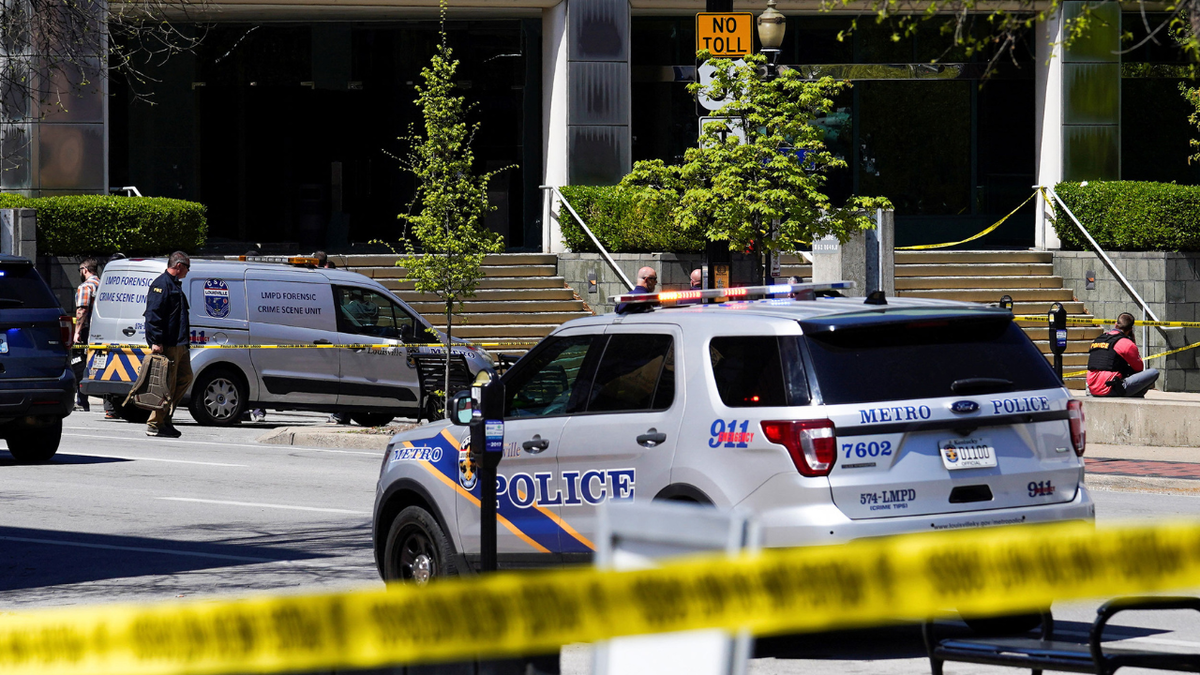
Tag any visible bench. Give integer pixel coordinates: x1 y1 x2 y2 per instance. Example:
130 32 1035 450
924 597 1200 675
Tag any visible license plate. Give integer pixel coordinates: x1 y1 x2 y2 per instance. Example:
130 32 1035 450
0 334 6 354
92 352 108 369
938 437 997 470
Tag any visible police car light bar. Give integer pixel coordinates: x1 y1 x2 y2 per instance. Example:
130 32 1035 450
238 255 321 266
609 280 857 305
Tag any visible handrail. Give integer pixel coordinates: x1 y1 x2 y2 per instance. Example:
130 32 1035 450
540 185 635 291
1044 186 1175 345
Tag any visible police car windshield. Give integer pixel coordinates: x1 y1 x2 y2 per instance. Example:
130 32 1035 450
0 265 58 309
802 315 1061 405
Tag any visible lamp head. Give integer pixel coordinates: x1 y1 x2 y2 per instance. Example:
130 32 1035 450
757 0 786 50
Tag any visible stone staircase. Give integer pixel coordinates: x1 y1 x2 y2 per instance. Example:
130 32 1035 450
337 253 592 356
894 251 1100 388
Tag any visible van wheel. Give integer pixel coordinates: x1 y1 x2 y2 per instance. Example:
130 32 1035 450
351 413 394 427
383 506 457 584
189 368 246 426
5 418 62 463
113 398 151 424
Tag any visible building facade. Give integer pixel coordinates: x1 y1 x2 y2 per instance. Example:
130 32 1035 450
4 0 1196 253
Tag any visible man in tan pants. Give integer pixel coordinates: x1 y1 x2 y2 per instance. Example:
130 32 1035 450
143 252 194 437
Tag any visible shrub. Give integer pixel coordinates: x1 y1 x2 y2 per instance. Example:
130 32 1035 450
17 195 208 256
1053 181 1200 251
557 185 704 253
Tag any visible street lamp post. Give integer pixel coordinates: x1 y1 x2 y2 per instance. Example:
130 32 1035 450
757 0 786 78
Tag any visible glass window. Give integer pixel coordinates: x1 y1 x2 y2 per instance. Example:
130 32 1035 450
708 336 810 408
585 334 674 413
334 286 415 340
0 264 58 308
505 335 597 419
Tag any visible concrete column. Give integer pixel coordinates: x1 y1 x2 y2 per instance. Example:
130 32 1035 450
1034 12 1064 251
542 0 569 253
1 208 37 259
811 210 895 297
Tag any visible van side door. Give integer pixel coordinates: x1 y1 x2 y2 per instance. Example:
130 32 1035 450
245 272 341 405
332 285 422 414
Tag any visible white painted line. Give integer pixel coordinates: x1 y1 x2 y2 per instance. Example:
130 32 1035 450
159 497 369 515
62 432 382 457
0 535 274 563
72 453 247 467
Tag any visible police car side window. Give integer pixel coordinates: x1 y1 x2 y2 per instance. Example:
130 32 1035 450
505 335 597 418
710 336 807 407
584 334 674 413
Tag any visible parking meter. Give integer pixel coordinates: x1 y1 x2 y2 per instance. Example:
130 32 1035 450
469 372 505 573
1048 302 1068 383
999 294 1013 312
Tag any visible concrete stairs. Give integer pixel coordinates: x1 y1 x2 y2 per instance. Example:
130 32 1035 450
779 254 813 281
337 253 592 356
894 251 1100 389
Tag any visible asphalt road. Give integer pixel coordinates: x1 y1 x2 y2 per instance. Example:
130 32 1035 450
5 410 1200 674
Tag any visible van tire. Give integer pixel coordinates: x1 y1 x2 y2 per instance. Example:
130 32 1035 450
5 418 62 463
351 413 394 427
113 398 151 424
382 506 457 584
189 368 246 427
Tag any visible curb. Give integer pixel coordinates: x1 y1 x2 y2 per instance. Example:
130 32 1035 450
256 426 392 451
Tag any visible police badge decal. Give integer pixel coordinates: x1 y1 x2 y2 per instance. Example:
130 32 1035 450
204 278 230 318
458 437 477 490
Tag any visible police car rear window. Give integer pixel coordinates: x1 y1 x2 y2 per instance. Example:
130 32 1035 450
709 336 809 407
802 317 1060 405
0 265 59 309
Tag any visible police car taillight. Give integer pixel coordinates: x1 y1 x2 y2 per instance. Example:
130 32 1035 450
59 315 72 345
1067 399 1086 457
761 419 837 476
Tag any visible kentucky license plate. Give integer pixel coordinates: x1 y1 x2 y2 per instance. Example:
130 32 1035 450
938 437 997 470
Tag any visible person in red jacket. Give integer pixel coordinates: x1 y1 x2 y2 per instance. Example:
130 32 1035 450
1086 312 1159 397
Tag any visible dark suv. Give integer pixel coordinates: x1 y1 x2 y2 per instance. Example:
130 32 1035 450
0 255 74 462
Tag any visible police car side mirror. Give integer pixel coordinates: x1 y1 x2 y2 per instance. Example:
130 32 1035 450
450 391 474 426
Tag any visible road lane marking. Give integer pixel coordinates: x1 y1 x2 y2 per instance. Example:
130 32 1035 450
62 432 382 456
0 535 274 562
158 497 369 515
66 452 247 467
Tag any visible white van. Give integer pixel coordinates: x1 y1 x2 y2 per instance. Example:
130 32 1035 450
81 257 494 426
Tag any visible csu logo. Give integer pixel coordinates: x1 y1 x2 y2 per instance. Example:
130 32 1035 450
950 400 979 414
204 278 230 319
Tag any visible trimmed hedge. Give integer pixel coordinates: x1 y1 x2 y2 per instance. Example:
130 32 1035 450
0 194 207 256
557 185 703 253
1053 181 1200 251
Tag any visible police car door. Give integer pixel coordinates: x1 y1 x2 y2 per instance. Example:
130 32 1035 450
554 324 683 557
332 285 421 414
456 327 602 566
245 272 341 405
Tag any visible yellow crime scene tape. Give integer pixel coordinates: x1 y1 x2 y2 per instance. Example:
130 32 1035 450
1060 340 1200 378
1014 315 1200 329
77 341 542 351
895 191 1036 251
6 520 1200 675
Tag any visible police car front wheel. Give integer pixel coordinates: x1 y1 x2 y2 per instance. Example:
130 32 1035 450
383 506 457 584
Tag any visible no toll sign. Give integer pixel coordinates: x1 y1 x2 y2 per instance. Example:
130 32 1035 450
696 12 754 58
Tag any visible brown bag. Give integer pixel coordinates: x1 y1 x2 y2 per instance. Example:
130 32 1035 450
123 353 172 411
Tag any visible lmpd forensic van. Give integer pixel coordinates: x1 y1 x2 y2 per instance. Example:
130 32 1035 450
81 257 494 426
373 282 1093 592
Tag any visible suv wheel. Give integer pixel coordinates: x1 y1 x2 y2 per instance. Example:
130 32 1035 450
189 368 246 426
383 506 457 584
5 417 62 463
351 412 394 427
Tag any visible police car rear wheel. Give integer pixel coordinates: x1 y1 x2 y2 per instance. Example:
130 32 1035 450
384 506 456 584
189 369 246 427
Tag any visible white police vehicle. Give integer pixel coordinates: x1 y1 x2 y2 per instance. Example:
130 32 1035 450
82 256 493 425
373 281 1091 585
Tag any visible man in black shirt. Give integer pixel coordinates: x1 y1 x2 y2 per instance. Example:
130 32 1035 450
143 251 194 437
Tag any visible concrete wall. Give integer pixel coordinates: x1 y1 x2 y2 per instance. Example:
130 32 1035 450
558 252 759 315
1054 251 1200 392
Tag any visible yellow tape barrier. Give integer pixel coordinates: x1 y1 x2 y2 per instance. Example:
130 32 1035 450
5 521 1200 675
79 341 542 351
1060 340 1200 379
1014 315 1200 329
895 192 1036 251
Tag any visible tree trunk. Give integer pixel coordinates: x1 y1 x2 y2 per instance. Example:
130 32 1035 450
443 300 452 421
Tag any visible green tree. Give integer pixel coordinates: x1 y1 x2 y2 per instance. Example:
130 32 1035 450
623 53 890 284
398 16 507 418
1183 82 1200 165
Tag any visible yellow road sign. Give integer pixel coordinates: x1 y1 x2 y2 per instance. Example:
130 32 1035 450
696 12 754 57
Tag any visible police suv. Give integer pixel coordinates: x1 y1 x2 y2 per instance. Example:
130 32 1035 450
81 256 493 425
373 282 1091 585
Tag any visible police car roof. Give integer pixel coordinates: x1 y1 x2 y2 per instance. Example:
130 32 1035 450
560 296 1008 332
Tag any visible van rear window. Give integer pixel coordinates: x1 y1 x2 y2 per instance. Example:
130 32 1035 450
802 318 1061 405
0 265 59 309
